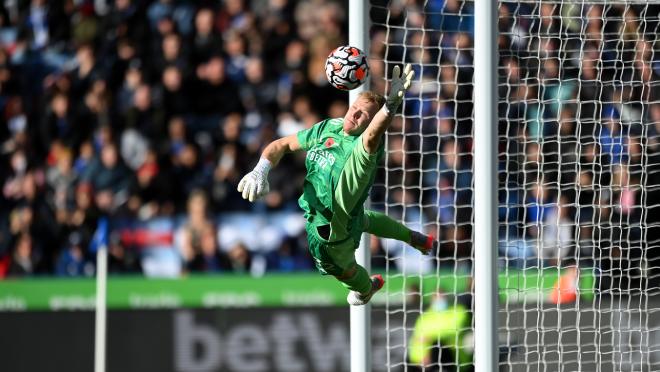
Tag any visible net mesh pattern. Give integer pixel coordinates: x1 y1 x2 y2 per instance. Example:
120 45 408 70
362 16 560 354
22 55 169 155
369 1 660 371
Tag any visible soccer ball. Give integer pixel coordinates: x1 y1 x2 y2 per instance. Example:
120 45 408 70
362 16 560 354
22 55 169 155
325 46 369 90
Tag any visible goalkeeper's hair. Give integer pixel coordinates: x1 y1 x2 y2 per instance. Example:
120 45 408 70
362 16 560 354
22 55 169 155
358 91 386 108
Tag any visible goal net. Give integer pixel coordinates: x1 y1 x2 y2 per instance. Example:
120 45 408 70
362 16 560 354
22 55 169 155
369 1 660 371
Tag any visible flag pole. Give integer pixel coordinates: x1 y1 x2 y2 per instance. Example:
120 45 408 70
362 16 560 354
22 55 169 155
94 218 109 372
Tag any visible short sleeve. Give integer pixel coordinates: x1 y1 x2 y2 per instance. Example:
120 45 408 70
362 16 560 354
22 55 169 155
354 133 386 162
296 121 324 151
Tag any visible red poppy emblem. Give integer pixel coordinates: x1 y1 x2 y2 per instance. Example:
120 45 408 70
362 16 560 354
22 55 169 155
324 138 336 148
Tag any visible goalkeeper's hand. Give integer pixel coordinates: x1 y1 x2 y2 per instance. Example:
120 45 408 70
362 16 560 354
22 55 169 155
237 158 271 202
385 63 415 113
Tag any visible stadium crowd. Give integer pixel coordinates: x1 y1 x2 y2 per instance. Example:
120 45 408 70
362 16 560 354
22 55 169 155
0 1 658 285
0 0 349 277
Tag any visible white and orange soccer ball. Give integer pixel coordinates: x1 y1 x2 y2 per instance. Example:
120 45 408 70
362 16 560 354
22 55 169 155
325 45 369 91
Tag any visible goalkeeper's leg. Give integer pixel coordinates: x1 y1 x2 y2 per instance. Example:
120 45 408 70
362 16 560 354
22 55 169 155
363 209 437 254
306 224 382 305
328 135 381 241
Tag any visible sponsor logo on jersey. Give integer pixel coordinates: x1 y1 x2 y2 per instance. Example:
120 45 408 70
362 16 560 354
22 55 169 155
307 149 336 170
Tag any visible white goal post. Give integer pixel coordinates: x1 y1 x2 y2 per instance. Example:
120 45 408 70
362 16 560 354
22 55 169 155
473 0 499 371
361 0 660 371
349 4 372 372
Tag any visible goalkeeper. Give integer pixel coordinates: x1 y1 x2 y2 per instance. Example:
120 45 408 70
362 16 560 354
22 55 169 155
238 64 435 305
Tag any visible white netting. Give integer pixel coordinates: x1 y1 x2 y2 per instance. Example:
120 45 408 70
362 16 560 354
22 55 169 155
370 1 660 371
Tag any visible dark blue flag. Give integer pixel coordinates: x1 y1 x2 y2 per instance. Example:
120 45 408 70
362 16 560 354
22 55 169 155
90 217 109 253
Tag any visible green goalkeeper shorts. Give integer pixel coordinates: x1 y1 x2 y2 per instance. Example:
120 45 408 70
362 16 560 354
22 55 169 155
305 222 362 276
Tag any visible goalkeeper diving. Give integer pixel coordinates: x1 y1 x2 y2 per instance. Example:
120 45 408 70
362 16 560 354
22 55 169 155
238 64 436 305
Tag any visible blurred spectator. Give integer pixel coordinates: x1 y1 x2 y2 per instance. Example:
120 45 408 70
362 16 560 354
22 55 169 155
40 92 85 154
226 242 252 273
129 147 175 218
525 181 553 240
7 233 37 277
171 143 212 206
82 142 133 213
179 190 227 273
46 145 77 215
599 105 627 165
159 65 190 120
191 7 222 66
536 196 574 267
223 30 248 83
187 223 228 272
116 59 144 116
108 230 141 273
212 113 251 210
70 44 99 104
193 55 243 116
68 182 99 242
120 127 148 171
155 32 189 81
55 231 92 277
124 83 165 142
73 140 94 175
239 56 278 123
3 149 29 204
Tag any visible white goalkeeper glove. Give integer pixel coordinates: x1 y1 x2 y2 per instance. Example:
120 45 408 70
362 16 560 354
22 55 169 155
237 158 271 202
385 64 415 114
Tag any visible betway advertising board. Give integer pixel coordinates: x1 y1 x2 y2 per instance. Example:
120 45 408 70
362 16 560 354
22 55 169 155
0 307 405 372
2 299 660 372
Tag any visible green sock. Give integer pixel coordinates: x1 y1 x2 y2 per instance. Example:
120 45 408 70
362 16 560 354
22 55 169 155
339 264 372 294
364 210 412 243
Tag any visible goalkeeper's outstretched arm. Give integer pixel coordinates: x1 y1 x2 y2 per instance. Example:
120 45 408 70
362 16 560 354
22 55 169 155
261 134 301 166
238 134 301 202
362 64 415 154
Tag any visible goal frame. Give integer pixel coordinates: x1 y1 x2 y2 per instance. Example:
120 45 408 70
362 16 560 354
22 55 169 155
362 0 660 370
349 1 500 370
473 0 500 371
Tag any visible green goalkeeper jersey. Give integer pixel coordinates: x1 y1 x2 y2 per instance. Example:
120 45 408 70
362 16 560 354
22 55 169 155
296 118 384 240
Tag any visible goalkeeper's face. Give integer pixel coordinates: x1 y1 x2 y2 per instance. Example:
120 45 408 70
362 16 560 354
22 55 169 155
343 97 380 136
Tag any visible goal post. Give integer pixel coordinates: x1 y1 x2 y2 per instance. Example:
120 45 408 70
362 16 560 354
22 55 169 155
349 2 372 372
473 1 499 372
